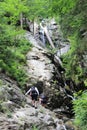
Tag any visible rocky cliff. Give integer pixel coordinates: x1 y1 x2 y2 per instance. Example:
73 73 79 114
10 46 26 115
0 73 76 130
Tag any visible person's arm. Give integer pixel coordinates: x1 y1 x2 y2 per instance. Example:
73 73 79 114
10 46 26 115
25 88 31 95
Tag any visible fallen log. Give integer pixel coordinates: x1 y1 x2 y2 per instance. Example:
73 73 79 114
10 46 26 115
40 24 55 49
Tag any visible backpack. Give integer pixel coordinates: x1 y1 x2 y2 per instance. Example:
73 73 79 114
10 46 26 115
30 87 38 96
41 94 47 101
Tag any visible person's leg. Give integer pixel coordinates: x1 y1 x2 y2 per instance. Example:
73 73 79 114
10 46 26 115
34 95 38 109
32 100 35 107
31 96 35 107
41 100 47 107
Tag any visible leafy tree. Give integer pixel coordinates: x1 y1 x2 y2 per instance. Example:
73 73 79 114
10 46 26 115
53 0 87 86
0 0 32 87
26 0 52 20
0 0 28 25
52 0 77 15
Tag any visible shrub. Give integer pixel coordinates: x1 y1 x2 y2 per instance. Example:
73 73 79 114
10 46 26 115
73 91 87 130
32 125 38 130
0 35 32 88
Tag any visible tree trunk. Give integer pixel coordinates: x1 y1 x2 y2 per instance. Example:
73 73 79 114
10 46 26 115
20 13 23 29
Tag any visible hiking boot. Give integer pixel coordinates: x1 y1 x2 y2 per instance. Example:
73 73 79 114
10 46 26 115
32 105 35 107
35 107 37 109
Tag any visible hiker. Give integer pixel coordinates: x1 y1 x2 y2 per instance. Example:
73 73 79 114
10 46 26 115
25 86 39 109
39 93 48 108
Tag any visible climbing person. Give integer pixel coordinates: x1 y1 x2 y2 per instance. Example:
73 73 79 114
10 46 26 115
39 93 48 108
25 86 39 109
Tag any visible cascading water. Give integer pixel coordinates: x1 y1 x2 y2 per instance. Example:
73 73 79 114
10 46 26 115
56 120 67 130
62 125 67 130
39 29 46 47
67 94 75 100
42 30 46 46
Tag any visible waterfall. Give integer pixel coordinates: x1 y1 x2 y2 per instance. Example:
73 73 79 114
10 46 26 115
62 125 67 130
60 83 75 100
64 83 75 100
57 44 70 57
42 30 45 46
67 94 75 100
56 121 67 130
39 28 46 47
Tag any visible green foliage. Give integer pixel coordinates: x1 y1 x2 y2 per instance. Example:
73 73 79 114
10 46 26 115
6 111 12 118
0 100 3 112
0 0 28 25
0 37 32 87
58 0 87 36
73 91 87 130
0 100 12 117
58 0 87 86
0 80 3 86
0 22 32 88
84 79 87 87
47 48 57 55
62 31 87 85
52 0 77 15
16 38 32 54
26 0 52 20
0 0 32 88
32 125 38 130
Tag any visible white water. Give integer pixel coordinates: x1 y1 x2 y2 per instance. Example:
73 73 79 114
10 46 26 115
56 122 67 130
61 83 75 100
57 44 70 56
62 125 67 130
67 94 75 100
41 30 46 46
